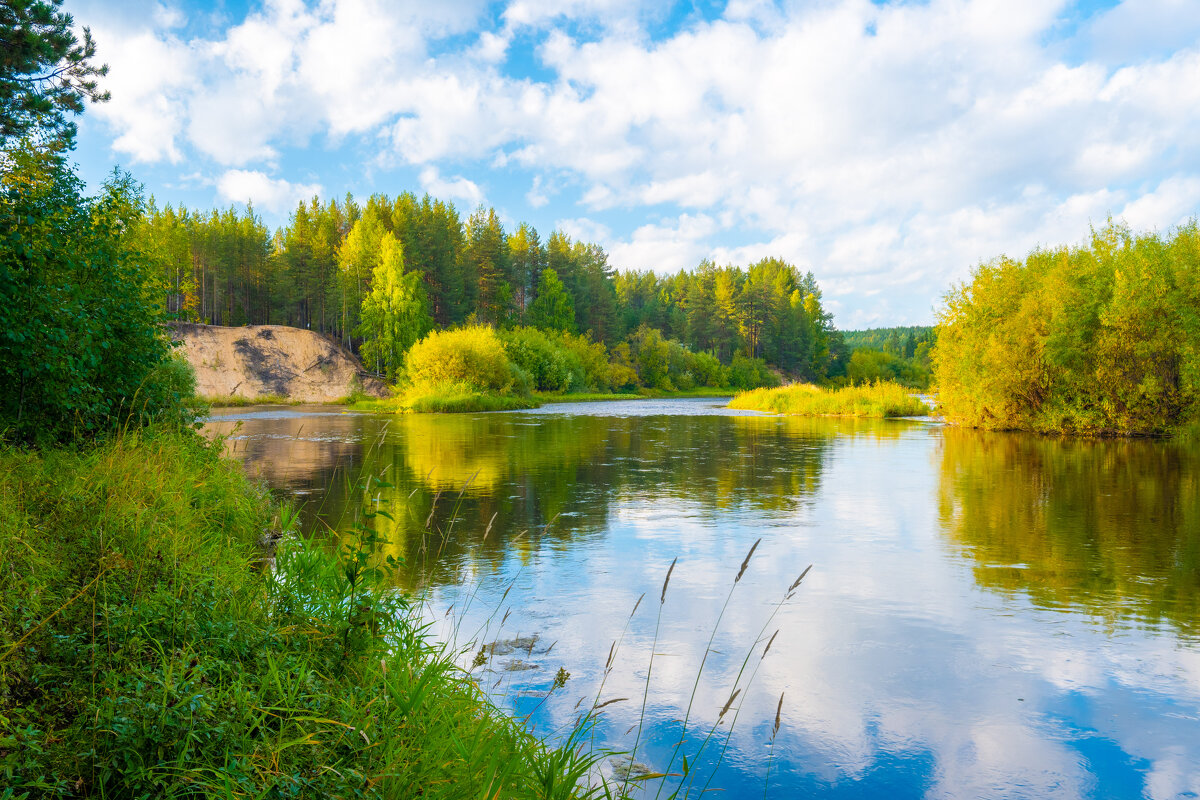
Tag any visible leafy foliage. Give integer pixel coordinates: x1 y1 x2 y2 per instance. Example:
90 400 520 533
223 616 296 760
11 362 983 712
356 232 433 380
838 326 935 388
934 220 1200 435
404 325 519 394
529 267 576 333
501 326 587 392
0 145 186 444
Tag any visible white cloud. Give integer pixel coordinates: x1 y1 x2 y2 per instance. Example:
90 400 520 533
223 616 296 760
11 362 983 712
89 25 193 163
526 175 549 208
555 216 612 243
80 0 1200 323
216 169 322 215
607 213 717 272
1119 177 1200 232
418 167 484 211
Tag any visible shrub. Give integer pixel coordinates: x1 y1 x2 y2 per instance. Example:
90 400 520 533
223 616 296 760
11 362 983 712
551 331 613 392
934 220 1200 434
404 325 517 393
500 326 586 392
728 354 780 390
0 146 184 445
606 362 639 391
687 351 727 388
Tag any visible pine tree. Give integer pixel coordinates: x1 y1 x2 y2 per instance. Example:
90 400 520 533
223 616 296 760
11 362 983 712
0 0 109 149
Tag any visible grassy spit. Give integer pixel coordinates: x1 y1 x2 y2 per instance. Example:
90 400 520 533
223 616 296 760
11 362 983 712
0 430 608 798
729 380 930 418
198 393 301 407
348 387 740 414
350 380 540 414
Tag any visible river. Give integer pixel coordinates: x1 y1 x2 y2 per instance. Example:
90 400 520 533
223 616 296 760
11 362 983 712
205 398 1200 800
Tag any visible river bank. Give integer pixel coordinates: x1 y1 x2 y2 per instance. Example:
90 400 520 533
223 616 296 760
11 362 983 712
0 429 607 798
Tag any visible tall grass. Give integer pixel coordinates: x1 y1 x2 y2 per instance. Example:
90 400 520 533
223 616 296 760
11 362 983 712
318 428 814 800
0 429 611 798
729 380 929 418
352 380 541 413
199 392 299 406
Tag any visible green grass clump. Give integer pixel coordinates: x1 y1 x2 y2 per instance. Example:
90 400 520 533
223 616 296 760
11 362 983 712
0 430 605 798
199 393 300 406
533 391 645 403
352 380 541 414
729 381 929 418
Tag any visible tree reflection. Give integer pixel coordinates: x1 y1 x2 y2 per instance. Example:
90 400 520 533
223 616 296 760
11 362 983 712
212 409 859 589
938 428 1200 634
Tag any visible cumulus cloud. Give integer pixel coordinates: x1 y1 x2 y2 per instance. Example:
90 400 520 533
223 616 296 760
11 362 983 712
607 213 718 272
418 167 484 211
555 216 612 243
216 169 322 215
80 0 1200 323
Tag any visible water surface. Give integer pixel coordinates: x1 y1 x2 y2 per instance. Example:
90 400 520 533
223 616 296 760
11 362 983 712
206 399 1200 799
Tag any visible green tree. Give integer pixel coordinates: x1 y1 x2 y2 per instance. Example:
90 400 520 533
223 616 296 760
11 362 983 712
337 203 388 345
357 233 433 381
528 267 575 333
0 0 109 148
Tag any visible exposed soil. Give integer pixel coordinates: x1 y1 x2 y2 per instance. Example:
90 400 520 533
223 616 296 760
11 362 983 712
169 323 388 402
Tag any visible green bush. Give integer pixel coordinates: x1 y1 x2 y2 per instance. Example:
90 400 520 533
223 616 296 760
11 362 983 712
728 354 780 391
501 326 587 392
934 220 1200 434
687 351 727 388
551 331 614 392
845 348 930 389
0 145 186 445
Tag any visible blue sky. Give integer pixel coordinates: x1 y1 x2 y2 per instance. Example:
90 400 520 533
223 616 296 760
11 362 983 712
69 0 1200 327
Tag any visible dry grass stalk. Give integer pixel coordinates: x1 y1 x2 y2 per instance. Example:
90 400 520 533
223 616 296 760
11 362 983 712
735 538 762 583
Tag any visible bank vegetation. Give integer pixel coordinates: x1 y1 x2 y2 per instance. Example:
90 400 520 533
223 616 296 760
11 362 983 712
933 220 1200 436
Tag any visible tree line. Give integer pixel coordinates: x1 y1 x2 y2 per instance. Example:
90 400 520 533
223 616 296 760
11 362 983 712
132 195 843 383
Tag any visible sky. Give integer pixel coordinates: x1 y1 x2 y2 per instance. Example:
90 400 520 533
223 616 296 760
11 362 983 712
67 0 1200 328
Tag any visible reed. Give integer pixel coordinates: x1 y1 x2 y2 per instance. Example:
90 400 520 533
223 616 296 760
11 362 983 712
352 380 541 413
730 379 929 418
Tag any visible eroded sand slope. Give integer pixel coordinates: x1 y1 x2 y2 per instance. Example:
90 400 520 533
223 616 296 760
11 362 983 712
170 322 387 402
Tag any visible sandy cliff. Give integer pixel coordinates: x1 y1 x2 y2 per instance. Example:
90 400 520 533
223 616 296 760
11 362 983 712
169 322 388 402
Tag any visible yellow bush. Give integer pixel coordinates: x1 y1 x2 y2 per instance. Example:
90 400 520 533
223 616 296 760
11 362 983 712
404 325 515 392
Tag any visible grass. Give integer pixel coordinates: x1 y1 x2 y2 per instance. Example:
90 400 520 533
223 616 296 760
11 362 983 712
351 380 540 414
636 387 737 399
533 388 736 404
729 380 931 418
0 428 612 798
533 391 644 403
199 393 301 406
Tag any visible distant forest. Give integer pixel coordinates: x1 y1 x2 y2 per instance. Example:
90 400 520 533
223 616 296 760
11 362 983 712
839 326 935 389
134 194 849 382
